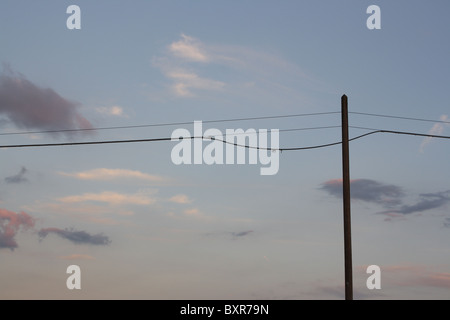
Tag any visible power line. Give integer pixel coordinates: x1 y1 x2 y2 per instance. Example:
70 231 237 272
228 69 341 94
349 125 384 131
0 111 340 137
1 110 447 139
0 126 340 150
349 111 450 125
268 125 341 133
283 130 450 151
215 129 450 151
374 129 450 140
0 137 173 149
1 128 448 151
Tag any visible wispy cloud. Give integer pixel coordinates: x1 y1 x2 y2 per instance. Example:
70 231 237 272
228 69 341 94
57 190 157 206
59 168 165 182
183 208 201 217
23 188 159 226
153 56 225 97
166 207 211 221
169 194 192 204
203 230 254 240
0 209 35 250
95 105 127 117
416 272 450 289
420 114 450 152
0 65 93 137
39 227 111 245
151 34 318 101
169 34 210 63
167 71 225 97
4 166 28 184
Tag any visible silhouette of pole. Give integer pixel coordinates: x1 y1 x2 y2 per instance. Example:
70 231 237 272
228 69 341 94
341 94 353 300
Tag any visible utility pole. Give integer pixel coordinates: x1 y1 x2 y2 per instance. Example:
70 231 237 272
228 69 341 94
341 94 353 300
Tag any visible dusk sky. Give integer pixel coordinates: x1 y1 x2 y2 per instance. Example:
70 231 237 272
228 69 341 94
1 1 449 299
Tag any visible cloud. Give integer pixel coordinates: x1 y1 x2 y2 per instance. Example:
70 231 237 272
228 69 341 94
152 56 225 97
59 168 165 182
4 166 28 184
0 209 111 251
379 190 450 216
95 105 127 117
165 207 214 221
150 34 326 104
169 34 210 62
444 217 450 228
230 230 253 239
166 71 225 97
57 190 157 206
39 227 111 245
169 194 192 204
22 197 140 227
183 208 201 217
320 179 450 224
320 179 404 206
420 115 450 152
0 209 35 250
0 66 93 137
203 230 254 240
151 34 230 97
416 272 450 289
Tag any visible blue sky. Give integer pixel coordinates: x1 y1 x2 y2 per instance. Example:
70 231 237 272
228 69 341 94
0 1 449 299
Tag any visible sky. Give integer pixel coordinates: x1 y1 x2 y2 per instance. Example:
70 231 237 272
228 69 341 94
0 0 449 300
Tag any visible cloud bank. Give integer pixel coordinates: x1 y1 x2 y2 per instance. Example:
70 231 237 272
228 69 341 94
0 66 93 137
39 227 111 245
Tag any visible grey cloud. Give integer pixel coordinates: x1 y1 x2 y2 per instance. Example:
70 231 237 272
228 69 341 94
5 166 28 184
203 230 254 239
230 230 253 238
0 66 93 137
320 179 404 206
444 218 450 228
379 191 450 216
320 179 450 224
38 227 111 245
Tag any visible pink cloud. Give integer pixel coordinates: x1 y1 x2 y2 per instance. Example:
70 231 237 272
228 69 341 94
0 209 35 250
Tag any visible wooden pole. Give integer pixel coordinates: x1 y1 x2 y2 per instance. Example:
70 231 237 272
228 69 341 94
341 94 353 300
